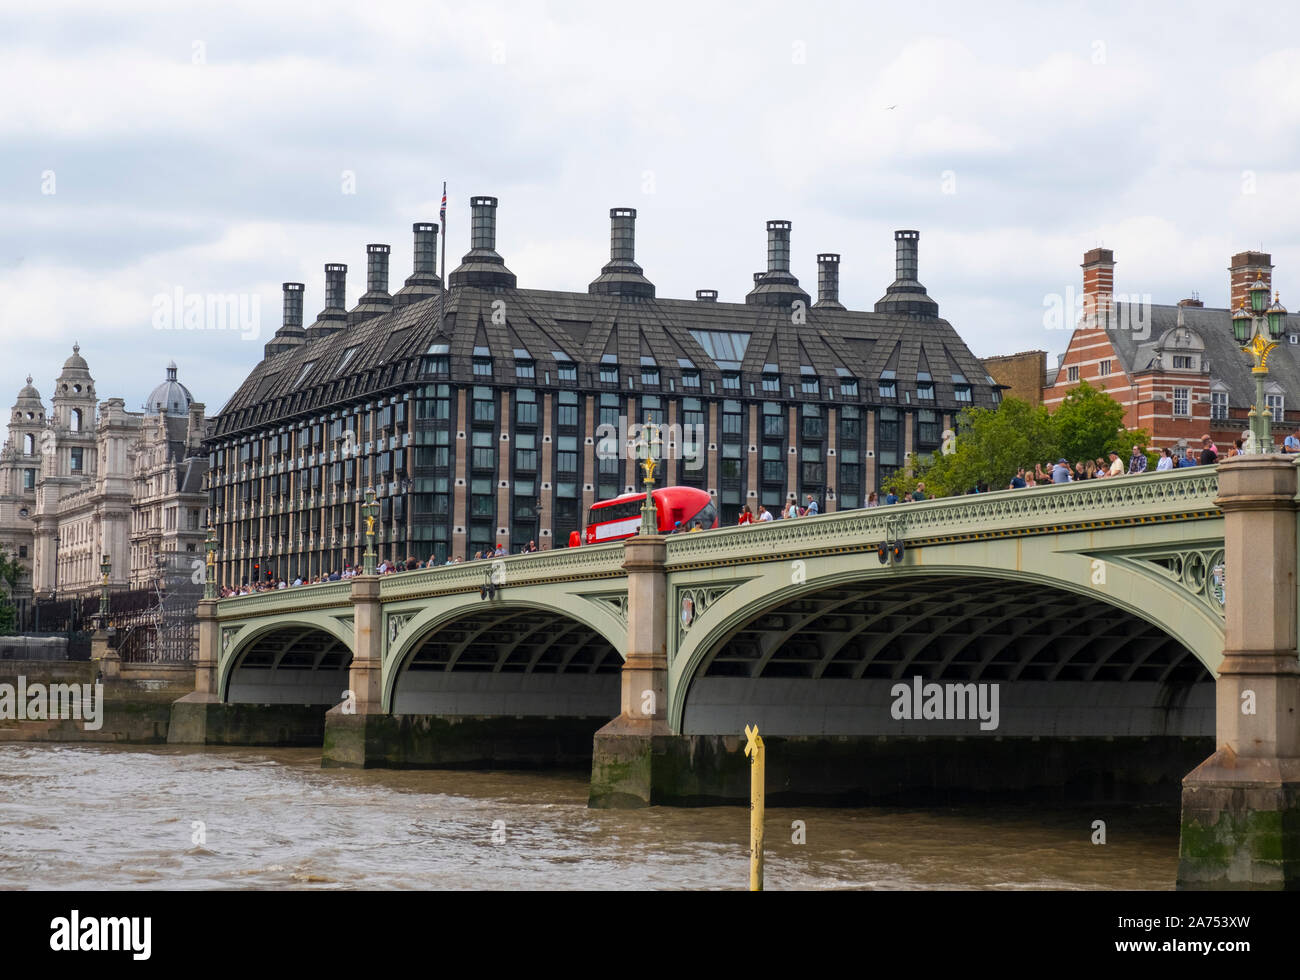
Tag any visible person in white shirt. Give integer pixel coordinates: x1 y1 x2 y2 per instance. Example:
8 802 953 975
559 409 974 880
758 506 773 522
1156 448 1174 471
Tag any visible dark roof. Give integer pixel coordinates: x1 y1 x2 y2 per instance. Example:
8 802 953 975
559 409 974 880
1066 302 1300 409
212 286 997 438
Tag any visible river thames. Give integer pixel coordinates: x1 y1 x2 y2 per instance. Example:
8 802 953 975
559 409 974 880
0 744 1180 890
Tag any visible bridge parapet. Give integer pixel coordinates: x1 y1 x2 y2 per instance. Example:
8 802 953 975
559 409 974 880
664 469 1221 568
378 542 627 601
216 582 353 619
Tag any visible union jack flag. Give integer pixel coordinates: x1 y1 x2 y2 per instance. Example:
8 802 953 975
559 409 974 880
439 182 446 226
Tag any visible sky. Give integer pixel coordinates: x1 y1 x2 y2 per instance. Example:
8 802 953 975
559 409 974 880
4 0 1300 414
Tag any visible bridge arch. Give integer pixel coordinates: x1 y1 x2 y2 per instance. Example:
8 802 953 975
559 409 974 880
220 615 355 705
383 599 626 715
669 549 1223 735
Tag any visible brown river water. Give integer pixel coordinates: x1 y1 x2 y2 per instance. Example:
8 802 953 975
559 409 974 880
0 744 1179 890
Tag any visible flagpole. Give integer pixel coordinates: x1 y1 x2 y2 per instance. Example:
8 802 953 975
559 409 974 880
438 180 447 335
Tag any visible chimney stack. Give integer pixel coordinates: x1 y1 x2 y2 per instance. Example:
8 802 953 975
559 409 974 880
282 281 304 330
746 220 809 307
309 263 348 338
394 222 443 308
873 230 938 317
1230 250 1272 311
263 281 307 358
449 196 517 290
348 244 394 325
696 289 718 302
1080 247 1115 326
814 253 845 310
588 207 655 299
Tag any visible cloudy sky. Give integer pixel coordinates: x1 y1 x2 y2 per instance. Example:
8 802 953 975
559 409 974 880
3 0 1299 413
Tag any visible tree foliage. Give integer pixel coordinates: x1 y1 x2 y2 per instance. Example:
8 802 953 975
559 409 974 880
0 547 23 634
900 382 1149 496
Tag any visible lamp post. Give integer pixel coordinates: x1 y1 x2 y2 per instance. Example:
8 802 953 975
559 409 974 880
204 525 218 599
52 532 60 603
97 552 111 627
637 417 662 535
530 497 542 550
1232 270 1287 453
361 486 378 575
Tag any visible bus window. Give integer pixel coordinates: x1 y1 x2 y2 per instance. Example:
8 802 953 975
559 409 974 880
685 501 718 530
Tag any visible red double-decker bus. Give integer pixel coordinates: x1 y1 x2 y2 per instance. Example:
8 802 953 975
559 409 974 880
582 486 718 544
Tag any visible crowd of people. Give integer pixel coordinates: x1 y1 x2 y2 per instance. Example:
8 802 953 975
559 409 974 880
1001 433 1239 491
218 540 541 597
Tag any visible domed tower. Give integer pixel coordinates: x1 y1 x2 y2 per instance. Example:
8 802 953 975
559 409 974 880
144 361 195 415
6 375 46 459
50 343 98 481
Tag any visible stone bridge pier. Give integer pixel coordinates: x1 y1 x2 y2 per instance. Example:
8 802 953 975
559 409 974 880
1177 456 1300 889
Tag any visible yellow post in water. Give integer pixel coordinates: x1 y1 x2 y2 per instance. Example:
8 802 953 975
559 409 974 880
744 723 765 891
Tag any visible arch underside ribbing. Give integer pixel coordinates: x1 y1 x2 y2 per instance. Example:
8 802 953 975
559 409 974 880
227 626 352 704
684 575 1214 738
391 607 621 716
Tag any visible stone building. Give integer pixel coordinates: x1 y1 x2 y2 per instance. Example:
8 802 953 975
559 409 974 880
0 348 209 609
1043 247 1300 452
207 198 1002 587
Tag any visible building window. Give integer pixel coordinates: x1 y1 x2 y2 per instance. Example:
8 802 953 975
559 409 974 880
23 469 35 490
800 367 819 395
556 357 577 384
556 435 578 474
840 379 859 398
1267 393 1285 418
917 409 940 447
599 355 619 384
516 389 537 426
557 391 579 429
801 405 825 439
422 342 449 376
598 393 620 431
473 357 493 378
722 372 740 391
471 431 495 470
640 357 660 387
1173 387 1190 417
1067 365 1080 383
18 545 27 558
70 447 84 472
472 387 495 423
681 370 700 389
762 445 784 483
515 432 537 472
1211 391 1228 421
22 434 34 455
878 369 897 400
722 400 743 438
915 370 933 400
840 405 862 444
762 402 784 438
1099 359 1112 377
515 359 535 380
954 385 972 403
1172 355 1194 370
762 373 780 393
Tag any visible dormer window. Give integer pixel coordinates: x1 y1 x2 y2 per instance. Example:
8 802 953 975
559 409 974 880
599 354 619 384
915 370 934 400
640 356 660 387
879 369 897 400
1172 354 1196 370
473 346 493 377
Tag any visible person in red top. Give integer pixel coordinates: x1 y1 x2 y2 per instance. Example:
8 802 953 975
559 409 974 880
737 505 753 525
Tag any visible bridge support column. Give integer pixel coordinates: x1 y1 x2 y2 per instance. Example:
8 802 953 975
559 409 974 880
1178 456 1300 889
194 598 218 696
590 535 671 808
322 576 384 767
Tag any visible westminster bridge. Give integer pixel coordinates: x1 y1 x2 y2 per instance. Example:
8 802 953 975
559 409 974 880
169 461 1300 889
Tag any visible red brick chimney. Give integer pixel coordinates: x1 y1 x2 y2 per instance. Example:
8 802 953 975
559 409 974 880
1081 248 1114 324
1229 251 1271 311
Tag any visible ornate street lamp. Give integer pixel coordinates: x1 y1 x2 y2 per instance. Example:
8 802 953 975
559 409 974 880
637 417 663 535
1234 269 1287 453
362 486 378 575
204 524 218 599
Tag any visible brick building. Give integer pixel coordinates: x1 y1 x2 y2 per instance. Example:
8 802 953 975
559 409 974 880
981 350 1046 407
1042 247 1300 451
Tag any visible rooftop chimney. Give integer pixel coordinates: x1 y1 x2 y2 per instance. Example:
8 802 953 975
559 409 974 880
263 281 307 358
873 230 938 317
1178 295 1204 308
348 244 394 325
394 222 442 307
588 207 655 299
1230 250 1272 311
308 263 348 339
696 289 718 302
1080 247 1114 326
814 253 845 310
746 220 810 308
448 196 517 290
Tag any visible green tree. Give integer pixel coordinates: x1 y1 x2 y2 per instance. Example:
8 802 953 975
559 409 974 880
1054 380 1148 463
907 398 1057 497
0 547 23 634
